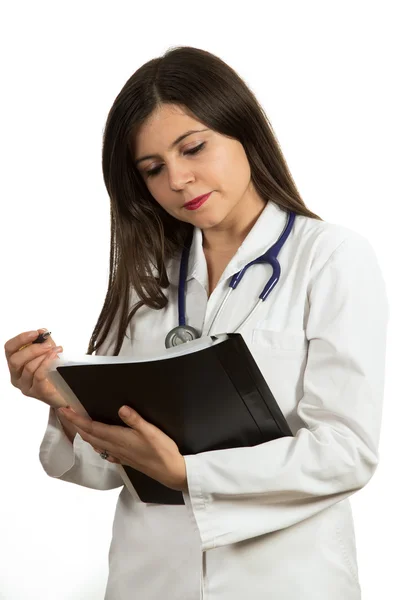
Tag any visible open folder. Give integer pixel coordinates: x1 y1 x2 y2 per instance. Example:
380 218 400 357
48 333 293 505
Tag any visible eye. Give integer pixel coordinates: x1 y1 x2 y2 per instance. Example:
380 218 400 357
145 142 206 178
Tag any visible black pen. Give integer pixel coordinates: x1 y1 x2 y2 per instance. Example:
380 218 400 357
18 331 52 352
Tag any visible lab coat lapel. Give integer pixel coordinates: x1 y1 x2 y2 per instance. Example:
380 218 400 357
220 200 290 283
186 226 208 288
166 224 208 289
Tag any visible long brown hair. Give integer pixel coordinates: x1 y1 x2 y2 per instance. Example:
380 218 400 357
86 46 322 356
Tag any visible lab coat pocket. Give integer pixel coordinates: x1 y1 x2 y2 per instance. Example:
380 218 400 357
248 327 308 421
251 325 308 353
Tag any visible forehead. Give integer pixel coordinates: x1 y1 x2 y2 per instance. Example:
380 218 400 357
134 104 203 152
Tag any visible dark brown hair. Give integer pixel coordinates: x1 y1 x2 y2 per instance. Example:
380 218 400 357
86 46 322 356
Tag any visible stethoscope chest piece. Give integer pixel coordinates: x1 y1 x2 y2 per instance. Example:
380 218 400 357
165 325 200 348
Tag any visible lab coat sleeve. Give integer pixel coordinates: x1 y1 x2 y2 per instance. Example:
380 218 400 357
182 233 389 551
38 406 124 490
38 304 128 491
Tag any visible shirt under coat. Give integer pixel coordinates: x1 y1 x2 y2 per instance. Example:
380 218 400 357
39 199 389 599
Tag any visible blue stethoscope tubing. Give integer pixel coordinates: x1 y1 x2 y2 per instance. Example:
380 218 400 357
165 210 296 347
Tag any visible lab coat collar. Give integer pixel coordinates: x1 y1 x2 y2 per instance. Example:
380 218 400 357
167 200 289 288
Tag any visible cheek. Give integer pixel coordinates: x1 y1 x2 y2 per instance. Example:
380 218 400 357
151 194 189 223
210 147 231 181
213 146 251 191
144 182 171 212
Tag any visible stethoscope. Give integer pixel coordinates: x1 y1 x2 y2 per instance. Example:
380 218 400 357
165 210 296 348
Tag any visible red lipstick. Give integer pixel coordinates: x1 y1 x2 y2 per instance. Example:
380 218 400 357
183 192 212 211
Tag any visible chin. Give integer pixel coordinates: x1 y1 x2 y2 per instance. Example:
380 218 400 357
188 214 222 230
187 205 229 229
197 218 223 230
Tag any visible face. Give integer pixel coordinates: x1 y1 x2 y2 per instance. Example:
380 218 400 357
132 104 264 232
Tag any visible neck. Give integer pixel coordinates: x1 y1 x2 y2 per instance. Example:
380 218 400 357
202 194 267 254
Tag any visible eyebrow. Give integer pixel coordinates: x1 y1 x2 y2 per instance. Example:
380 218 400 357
134 128 209 166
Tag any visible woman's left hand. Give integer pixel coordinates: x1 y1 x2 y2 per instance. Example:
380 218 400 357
57 405 188 492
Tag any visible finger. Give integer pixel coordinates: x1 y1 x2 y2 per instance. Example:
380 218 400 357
58 409 131 460
16 349 54 393
118 406 142 429
7 328 56 366
58 409 125 443
92 445 104 453
91 446 120 463
73 424 127 465
4 329 52 360
20 346 63 396
4 330 39 360
8 341 59 385
74 426 111 451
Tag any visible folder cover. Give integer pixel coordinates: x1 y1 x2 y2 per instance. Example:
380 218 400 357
48 333 293 505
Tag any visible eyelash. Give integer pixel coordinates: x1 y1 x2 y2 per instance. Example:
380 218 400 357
145 142 206 178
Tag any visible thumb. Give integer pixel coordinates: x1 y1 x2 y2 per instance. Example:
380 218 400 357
118 405 141 428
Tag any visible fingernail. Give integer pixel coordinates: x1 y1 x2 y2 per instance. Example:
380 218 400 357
49 346 63 358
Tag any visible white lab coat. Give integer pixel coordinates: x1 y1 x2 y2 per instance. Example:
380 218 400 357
39 200 389 599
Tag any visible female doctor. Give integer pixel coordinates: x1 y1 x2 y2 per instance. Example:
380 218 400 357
6 46 388 599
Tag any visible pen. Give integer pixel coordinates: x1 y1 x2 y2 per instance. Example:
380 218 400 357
18 331 52 352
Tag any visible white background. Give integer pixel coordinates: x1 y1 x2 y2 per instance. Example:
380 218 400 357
1 1 398 598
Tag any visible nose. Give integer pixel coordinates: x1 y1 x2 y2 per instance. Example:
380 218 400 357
168 161 195 191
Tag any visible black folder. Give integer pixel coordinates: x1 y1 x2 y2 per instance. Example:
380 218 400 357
49 333 293 505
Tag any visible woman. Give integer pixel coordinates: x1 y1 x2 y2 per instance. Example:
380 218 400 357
6 46 388 599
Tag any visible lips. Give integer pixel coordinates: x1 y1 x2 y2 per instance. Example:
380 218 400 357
183 192 212 210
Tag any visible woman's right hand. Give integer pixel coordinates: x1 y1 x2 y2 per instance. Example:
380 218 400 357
5 329 66 409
